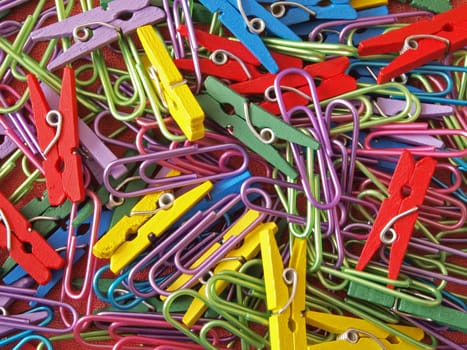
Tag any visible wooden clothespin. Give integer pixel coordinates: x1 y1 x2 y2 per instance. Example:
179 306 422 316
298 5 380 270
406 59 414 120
137 25 205 141
306 311 424 349
27 67 84 206
356 150 436 285
358 4 467 82
93 172 213 273
0 191 64 285
261 229 307 350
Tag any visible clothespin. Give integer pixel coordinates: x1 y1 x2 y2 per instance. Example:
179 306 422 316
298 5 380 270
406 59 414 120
198 77 320 179
350 0 388 10
358 4 467 83
198 0 301 73
182 221 277 327
355 150 437 285
0 191 64 285
261 228 307 350
174 26 302 82
93 172 213 273
374 97 455 120
306 311 424 349
27 67 84 206
396 0 451 14
0 308 51 338
29 0 166 71
231 56 357 115
137 25 205 141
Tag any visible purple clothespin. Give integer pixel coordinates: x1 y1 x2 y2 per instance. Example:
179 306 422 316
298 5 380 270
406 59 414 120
30 0 166 71
375 97 455 119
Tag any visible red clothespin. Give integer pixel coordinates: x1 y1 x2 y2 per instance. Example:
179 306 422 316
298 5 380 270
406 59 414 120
358 4 467 83
174 25 302 82
355 150 437 286
0 192 64 285
231 57 357 115
27 67 84 206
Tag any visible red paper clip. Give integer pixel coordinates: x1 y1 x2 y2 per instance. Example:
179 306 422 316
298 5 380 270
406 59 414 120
0 192 64 284
231 56 357 115
358 4 467 83
355 150 437 286
27 67 84 206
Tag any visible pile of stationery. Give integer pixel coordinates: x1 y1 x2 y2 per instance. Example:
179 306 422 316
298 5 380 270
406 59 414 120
0 0 465 349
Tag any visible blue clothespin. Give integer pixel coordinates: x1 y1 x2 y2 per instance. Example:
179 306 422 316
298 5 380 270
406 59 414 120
3 211 111 304
198 0 300 73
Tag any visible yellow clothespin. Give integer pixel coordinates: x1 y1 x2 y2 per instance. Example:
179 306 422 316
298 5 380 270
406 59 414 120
164 209 262 298
93 178 213 273
350 0 388 10
261 229 307 350
182 221 278 327
306 311 424 350
137 25 205 141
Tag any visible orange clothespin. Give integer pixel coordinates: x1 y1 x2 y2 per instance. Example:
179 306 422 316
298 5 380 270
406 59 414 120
358 4 467 83
0 191 64 284
27 67 84 206
356 150 436 285
230 57 357 115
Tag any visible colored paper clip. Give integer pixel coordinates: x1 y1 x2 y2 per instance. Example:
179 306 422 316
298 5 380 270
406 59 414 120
29 0 166 71
198 0 300 73
0 191 64 284
27 67 84 206
355 150 437 285
93 176 213 273
198 76 319 179
306 311 424 349
261 227 307 349
231 56 357 115
137 24 205 141
358 4 467 83
174 25 302 82
259 0 357 24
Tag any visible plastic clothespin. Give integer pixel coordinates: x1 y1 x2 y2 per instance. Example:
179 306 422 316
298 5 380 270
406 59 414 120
374 97 455 120
231 56 357 115
174 26 302 82
259 0 357 25
358 4 467 83
29 0 166 71
350 0 388 10
0 191 64 285
396 0 451 14
198 77 320 179
182 221 277 327
27 67 84 206
0 308 51 338
261 228 307 350
355 150 437 285
94 173 213 273
137 25 205 141
306 311 424 349
198 0 300 73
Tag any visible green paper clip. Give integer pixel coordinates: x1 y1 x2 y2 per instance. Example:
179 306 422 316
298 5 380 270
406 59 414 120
198 76 320 179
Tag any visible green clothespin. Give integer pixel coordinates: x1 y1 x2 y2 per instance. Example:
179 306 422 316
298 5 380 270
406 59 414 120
198 76 320 179
397 0 451 13
100 0 113 9
348 282 467 333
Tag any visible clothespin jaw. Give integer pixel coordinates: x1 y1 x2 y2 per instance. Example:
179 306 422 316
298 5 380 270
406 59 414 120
0 192 64 285
27 67 84 206
356 150 437 284
358 5 467 83
137 25 205 141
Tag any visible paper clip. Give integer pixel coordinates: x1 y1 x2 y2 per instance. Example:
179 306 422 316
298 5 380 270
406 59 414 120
137 24 205 141
29 0 166 71
198 76 319 179
198 0 300 73
27 67 84 206
356 150 437 285
0 191 64 285
358 4 467 83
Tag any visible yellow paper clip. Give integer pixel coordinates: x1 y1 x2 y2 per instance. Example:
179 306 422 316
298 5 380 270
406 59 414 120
261 229 307 350
306 311 424 349
93 177 213 273
182 221 277 327
350 0 388 10
137 25 205 141
164 209 262 299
